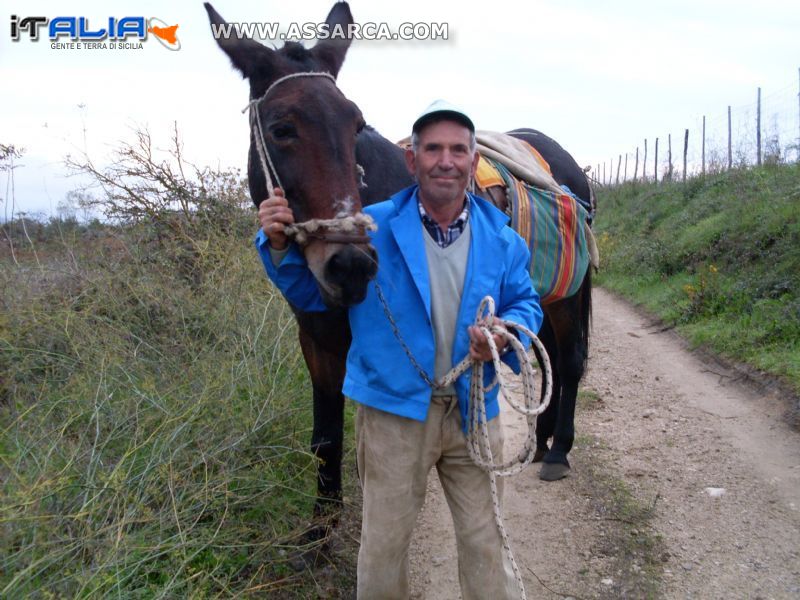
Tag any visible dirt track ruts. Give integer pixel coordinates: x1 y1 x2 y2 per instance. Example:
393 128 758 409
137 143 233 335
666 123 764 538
407 287 800 599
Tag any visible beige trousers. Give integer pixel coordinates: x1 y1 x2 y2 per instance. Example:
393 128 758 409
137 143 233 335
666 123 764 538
355 396 517 600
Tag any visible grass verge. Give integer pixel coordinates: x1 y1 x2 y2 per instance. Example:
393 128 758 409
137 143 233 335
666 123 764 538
594 163 800 422
0 222 340 597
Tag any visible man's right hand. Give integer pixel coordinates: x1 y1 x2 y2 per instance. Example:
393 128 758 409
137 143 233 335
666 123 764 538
258 188 295 250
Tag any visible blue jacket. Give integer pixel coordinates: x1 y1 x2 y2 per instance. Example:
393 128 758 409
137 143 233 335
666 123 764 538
256 185 543 427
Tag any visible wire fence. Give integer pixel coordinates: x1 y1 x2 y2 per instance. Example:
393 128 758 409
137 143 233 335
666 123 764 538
592 68 800 186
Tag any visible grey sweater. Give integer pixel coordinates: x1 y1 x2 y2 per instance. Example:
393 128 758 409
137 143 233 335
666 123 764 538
423 221 471 395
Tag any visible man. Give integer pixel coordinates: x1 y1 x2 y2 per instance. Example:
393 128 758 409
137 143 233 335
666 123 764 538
256 100 542 599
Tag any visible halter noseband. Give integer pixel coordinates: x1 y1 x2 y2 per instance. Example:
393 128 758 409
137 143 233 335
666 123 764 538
243 72 376 246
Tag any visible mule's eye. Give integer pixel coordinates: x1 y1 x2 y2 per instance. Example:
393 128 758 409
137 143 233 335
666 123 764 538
270 123 297 141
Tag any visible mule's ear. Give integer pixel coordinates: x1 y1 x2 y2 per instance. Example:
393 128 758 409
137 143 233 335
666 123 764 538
204 2 274 79
311 2 354 78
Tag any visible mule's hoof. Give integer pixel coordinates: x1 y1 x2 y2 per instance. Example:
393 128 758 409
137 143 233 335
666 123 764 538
288 525 333 572
539 462 570 481
288 546 325 572
304 522 333 544
532 448 547 463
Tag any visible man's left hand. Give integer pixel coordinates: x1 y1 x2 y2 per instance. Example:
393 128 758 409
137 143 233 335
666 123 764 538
468 317 508 362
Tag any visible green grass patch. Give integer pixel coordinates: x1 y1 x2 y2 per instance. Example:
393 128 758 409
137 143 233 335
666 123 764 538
0 222 329 597
594 163 800 395
577 388 604 411
573 434 665 598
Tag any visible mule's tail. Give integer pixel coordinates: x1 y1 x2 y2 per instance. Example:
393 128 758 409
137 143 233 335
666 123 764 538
580 266 592 370
582 166 595 364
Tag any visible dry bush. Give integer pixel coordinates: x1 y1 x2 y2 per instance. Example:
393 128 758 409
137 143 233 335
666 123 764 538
0 132 333 596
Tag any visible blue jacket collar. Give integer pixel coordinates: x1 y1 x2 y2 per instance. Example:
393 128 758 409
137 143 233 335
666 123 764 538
386 184 512 320
388 184 510 232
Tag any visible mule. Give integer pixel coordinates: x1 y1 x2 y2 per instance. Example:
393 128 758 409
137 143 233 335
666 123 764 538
505 129 593 480
205 1 592 532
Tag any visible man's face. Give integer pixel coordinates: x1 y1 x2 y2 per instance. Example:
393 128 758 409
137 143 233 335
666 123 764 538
405 120 478 210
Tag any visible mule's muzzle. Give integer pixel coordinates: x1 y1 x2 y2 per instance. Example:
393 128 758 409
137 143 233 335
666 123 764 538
322 244 378 307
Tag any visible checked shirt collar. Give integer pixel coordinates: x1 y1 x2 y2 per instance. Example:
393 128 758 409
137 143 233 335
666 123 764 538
417 195 470 249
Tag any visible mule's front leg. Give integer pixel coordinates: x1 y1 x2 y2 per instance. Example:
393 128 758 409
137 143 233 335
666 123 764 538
311 382 345 519
298 328 347 536
533 318 558 463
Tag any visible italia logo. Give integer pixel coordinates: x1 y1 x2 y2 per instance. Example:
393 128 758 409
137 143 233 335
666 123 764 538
10 15 180 50
147 18 180 50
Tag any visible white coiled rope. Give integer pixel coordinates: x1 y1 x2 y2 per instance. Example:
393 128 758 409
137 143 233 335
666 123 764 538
444 297 552 600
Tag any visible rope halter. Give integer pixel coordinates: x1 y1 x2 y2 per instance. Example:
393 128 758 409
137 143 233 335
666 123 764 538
243 71 375 246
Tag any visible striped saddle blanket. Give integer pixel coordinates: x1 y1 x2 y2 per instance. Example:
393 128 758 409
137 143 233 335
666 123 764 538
475 149 593 304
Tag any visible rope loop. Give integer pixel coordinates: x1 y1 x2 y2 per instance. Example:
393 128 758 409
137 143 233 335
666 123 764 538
284 212 377 246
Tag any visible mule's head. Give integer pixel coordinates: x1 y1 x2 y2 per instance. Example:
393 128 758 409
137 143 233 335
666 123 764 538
205 2 377 307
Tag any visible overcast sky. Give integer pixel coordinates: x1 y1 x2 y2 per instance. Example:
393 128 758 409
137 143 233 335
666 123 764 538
2 0 799 217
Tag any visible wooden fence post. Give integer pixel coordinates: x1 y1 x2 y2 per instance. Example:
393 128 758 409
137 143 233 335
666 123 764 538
654 137 659 184
757 86 762 166
683 129 689 183
634 147 639 182
643 139 648 182
728 105 732 169
624 153 628 182
668 134 673 180
616 154 621 185
702 116 706 175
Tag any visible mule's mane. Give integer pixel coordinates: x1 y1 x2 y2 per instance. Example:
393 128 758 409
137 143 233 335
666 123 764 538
282 41 311 63
242 42 332 96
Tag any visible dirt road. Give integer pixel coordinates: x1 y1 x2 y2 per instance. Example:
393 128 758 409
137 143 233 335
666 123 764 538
407 287 800 599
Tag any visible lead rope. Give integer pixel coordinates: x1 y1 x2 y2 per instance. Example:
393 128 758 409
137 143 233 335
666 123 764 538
376 284 552 600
